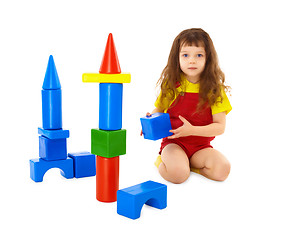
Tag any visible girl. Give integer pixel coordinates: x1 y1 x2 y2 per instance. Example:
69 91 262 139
144 28 232 184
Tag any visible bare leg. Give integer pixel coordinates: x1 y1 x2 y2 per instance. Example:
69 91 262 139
190 148 231 181
159 143 190 184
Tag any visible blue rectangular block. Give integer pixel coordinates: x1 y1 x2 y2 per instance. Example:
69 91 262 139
99 83 122 130
38 128 69 139
39 136 67 161
117 180 167 220
140 113 172 140
68 152 96 178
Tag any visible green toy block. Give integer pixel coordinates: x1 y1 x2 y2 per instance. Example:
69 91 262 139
91 128 126 158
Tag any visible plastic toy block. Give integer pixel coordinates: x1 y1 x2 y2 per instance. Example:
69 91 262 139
39 136 67 161
117 180 167 220
82 73 131 83
42 89 62 130
99 33 121 74
38 128 69 139
68 152 96 178
99 83 123 130
140 113 173 140
96 156 119 202
82 33 131 84
43 55 61 90
29 157 74 182
91 129 126 158
42 55 62 130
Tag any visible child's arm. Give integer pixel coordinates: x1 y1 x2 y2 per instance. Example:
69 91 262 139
168 112 226 139
150 107 164 115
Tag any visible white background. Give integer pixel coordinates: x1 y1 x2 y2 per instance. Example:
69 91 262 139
1 0 285 239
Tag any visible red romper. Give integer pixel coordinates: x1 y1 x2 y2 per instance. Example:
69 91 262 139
159 88 214 159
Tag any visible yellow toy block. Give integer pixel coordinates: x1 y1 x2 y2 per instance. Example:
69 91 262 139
82 73 131 83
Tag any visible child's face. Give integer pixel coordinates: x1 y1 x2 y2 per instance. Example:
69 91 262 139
179 44 206 83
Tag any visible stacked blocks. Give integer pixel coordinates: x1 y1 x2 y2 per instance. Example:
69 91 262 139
83 33 131 202
117 180 167 220
29 55 96 182
140 113 173 140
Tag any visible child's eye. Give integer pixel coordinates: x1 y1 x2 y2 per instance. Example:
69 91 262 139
197 54 203 57
183 54 188 57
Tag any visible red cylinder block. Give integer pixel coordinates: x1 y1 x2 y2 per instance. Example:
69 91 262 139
96 156 119 202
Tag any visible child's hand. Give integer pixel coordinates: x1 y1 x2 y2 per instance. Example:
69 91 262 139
140 112 152 136
168 115 195 139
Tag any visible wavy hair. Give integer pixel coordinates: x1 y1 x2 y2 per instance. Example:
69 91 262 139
157 28 229 111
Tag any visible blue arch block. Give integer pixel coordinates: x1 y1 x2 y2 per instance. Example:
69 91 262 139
117 180 167 220
99 83 123 130
29 157 74 182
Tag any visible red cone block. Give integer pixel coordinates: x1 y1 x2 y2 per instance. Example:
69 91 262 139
99 33 121 74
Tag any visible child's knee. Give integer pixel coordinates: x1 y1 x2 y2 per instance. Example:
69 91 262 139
213 161 231 181
169 166 190 184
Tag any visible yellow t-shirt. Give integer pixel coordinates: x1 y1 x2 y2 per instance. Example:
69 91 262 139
155 75 232 115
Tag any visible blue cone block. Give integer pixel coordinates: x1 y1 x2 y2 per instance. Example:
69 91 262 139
99 83 123 131
42 55 62 130
39 136 67 161
140 113 173 140
29 157 74 182
117 180 167 220
43 55 61 90
68 152 96 178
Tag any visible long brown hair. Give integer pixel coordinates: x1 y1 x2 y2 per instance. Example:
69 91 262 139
156 28 229 111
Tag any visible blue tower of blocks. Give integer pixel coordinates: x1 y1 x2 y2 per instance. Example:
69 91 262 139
140 112 173 140
117 180 167 220
29 55 96 182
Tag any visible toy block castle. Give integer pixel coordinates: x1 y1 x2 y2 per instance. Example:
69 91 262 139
29 37 167 220
83 34 131 202
29 55 96 182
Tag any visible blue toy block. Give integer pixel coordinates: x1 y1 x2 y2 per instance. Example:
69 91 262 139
38 128 70 139
42 55 62 130
42 55 61 90
140 113 173 140
99 83 123 131
117 180 167 220
29 157 74 182
42 89 62 130
68 152 96 178
39 136 67 161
